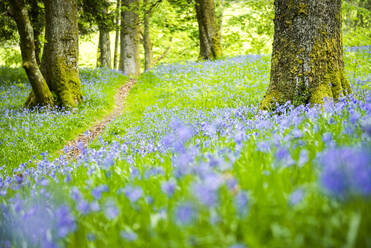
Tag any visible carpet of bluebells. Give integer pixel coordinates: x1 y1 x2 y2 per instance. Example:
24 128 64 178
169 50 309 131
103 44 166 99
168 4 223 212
0 68 127 169
1 47 371 247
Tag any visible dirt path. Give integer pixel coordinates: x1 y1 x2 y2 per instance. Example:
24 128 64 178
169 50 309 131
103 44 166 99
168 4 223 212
63 79 136 159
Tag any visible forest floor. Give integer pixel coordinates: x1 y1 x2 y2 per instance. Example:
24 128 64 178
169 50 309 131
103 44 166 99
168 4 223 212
63 79 136 159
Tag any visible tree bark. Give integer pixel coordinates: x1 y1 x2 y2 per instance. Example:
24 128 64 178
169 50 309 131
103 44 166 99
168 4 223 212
143 0 153 71
120 0 140 77
113 0 120 69
97 26 112 69
28 0 44 66
261 0 351 109
9 0 54 107
195 0 222 60
41 0 82 107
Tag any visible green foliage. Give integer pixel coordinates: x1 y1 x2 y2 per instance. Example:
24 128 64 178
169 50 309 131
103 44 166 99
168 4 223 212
0 68 127 168
0 47 22 67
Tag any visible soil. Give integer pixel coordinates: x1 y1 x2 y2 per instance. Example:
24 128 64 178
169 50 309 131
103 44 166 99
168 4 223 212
62 79 136 159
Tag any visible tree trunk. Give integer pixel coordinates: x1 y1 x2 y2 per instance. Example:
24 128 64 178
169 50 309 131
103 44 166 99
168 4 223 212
9 0 54 107
97 26 112 69
261 0 351 109
120 0 140 77
113 0 120 69
28 0 44 66
195 0 222 60
41 0 82 108
143 0 153 71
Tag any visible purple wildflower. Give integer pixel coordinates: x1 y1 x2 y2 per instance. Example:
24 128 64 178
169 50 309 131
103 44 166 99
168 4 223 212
161 179 176 197
124 185 143 203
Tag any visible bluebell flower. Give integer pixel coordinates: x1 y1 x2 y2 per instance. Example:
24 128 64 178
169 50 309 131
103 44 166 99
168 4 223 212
288 188 305 206
104 199 119 220
55 204 76 238
175 202 196 226
234 191 249 217
124 185 143 203
161 179 176 197
120 230 138 242
319 148 371 199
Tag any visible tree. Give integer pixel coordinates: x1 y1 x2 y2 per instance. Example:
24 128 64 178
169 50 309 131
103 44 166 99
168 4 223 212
39 0 82 107
195 0 222 60
97 0 113 69
120 0 140 77
9 0 54 107
113 0 121 69
143 0 154 71
261 0 351 109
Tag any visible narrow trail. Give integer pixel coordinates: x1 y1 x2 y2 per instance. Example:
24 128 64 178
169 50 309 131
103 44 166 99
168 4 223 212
63 79 136 159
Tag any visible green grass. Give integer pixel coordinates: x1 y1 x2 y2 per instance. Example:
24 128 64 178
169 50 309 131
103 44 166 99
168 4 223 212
0 49 370 248
0 67 127 169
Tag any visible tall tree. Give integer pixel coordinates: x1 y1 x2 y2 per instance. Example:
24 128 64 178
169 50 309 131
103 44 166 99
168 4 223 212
261 0 351 109
28 0 44 66
143 0 154 71
97 0 112 69
195 0 222 60
9 0 54 107
120 0 140 77
41 0 82 107
113 0 121 69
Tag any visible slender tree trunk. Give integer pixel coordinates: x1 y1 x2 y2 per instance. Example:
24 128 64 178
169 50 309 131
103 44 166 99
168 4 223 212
143 0 153 71
195 0 222 60
28 0 44 66
113 0 121 69
97 26 112 69
120 0 140 77
261 0 351 109
9 0 54 107
41 0 82 107
218 0 224 45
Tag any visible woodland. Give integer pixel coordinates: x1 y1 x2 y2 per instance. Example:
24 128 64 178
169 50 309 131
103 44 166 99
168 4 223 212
0 0 370 247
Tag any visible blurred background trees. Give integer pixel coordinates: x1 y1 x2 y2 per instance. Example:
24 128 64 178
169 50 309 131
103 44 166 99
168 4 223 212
0 0 369 68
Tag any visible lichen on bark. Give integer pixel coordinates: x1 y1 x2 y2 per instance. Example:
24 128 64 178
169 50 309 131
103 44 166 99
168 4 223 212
41 0 82 108
261 0 351 110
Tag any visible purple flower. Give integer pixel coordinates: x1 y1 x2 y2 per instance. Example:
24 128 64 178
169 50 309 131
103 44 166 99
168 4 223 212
234 191 249 217
229 244 246 248
120 230 138 241
319 147 371 199
124 185 143 203
161 179 176 197
70 187 81 201
103 156 114 170
91 185 109 200
192 182 218 207
55 205 76 238
288 188 305 206
77 200 90 215
175 202 196 226
104 199 119 220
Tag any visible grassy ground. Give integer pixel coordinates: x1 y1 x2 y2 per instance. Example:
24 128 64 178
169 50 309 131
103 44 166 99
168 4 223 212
0 68 127 170
0 48 370 247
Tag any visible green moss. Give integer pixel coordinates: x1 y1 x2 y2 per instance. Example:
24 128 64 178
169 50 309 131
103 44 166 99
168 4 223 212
260 89 284 110
54 56 82 108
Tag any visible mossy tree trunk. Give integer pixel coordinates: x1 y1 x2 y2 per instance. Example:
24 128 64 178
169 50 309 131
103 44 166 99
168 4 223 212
195 0 222 60
113 0 121 69
120 0 140 77
143 0 153 71
97 26 112 69
41 0 82 108
261 0 351 110
9 0 54 107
